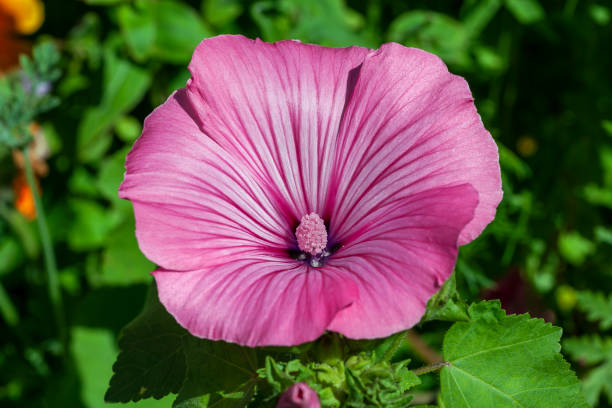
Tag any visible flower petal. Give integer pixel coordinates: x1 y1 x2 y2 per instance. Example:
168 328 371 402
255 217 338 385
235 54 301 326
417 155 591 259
185 34 370 221
327 184 478 339
329 43 502 246
153 260 358 346
119 89 291 271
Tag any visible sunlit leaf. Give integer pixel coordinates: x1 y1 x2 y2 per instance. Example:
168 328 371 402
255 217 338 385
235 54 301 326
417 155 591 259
440 301 587 408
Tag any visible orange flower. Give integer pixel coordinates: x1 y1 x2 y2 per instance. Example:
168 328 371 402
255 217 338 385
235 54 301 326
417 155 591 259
13 172 37 220
0 0 44 72
0 0 44 34
11 123 49 220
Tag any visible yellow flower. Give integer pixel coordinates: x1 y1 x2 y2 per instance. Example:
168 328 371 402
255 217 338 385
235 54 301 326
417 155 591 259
0 0 44 34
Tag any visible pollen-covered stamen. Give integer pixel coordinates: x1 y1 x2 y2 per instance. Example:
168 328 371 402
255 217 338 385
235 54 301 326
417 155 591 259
295 213 327 255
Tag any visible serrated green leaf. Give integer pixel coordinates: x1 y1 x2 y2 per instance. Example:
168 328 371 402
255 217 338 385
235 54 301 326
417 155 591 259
582 362 612 406
440 301 587 408
173 337 260 408
106 284 263 407
73 326 173 408
105 286 188 402
564 335 612 365
564 335 612 405
576 291 612 330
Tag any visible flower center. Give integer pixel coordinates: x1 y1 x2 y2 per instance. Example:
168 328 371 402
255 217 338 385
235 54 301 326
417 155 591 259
295 212 327 256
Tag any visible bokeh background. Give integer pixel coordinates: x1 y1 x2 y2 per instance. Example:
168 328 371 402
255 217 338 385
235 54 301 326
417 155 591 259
1 0 611 406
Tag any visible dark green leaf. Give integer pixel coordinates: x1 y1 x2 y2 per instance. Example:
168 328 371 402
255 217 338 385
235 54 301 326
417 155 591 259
105 286 188 402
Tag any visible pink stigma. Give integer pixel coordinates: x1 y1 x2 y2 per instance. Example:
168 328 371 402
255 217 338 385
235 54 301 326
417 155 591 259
296 213 327 255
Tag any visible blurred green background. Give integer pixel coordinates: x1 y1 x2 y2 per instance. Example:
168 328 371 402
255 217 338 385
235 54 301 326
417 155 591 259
0 0 611 406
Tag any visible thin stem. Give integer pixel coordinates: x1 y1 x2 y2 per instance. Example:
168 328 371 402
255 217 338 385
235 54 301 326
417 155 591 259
412 361 450 376
405 330 443 364
21 146 66 353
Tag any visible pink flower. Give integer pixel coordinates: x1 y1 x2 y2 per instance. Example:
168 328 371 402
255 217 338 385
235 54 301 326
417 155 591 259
119 35 502 346
277 383 321 408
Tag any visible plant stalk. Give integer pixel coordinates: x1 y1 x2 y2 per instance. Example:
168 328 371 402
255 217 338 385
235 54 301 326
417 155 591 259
412 361 450 376
21 146 66 353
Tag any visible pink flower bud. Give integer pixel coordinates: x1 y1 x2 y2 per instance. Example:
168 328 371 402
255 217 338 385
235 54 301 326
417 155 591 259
276 383 321 408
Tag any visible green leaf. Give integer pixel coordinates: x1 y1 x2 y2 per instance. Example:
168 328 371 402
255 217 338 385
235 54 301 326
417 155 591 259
105 286 188 402
345 355 419 407
603 120 612 137
440 301 587 408
588 4 610 25
564 336 612 405
73 326 173 408
106 284 262 407
119 0 211 64
388 10 471 68
505 0 545 24
115 116 142 143
77 49 150 163
564 335 612 365
576 291 612 330
251 0 371 47
99 218 155 286
67 199 118 251
96 147 131 204
0 237 23 276
173 337 260 408
422 272 468 323
558 231 595 266
203 0 243 27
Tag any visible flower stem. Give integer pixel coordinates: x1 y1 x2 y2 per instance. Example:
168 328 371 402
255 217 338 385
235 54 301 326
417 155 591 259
21 146 66 354
412 361 450 376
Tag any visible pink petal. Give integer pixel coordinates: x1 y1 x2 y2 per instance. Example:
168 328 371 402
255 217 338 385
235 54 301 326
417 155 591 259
119 89 291 271
185 35 370 221
328 43 502 246
327 184 478 339
277 383 321 408
153 261 358 346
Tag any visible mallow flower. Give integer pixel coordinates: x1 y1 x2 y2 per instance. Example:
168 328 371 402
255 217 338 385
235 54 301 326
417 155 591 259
119 35 502 347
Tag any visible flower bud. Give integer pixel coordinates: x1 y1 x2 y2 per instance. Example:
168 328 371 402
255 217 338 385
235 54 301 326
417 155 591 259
276 383 321 408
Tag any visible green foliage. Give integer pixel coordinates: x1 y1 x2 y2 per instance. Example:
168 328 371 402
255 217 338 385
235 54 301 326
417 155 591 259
565 336 612 405
259 353 420 407
576 291 612 331
105 286 190 402
106 285 262 407
421 272 469 323
76 48 151 163
558 231 596 266
440 301 587 408
118 0 211 63
2 0 611 406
